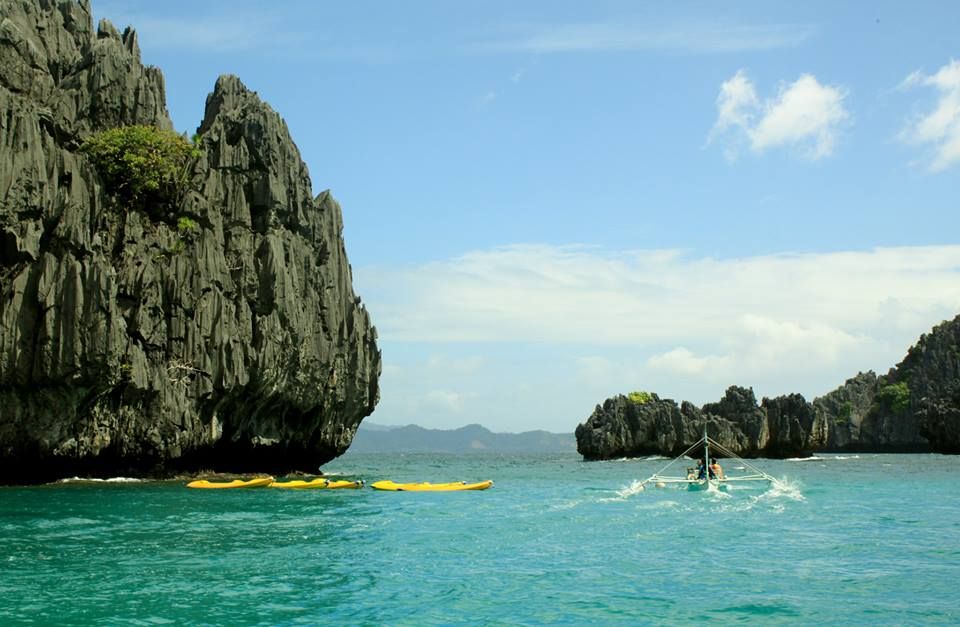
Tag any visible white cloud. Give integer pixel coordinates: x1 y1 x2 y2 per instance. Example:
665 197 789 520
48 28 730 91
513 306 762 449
361 244 960 430
639 316 863 385
359 243 960 393
423 390 465 413
359 244 960 345
425 355 486 375
713 70 759 135
575 356 618 387
899 59 960 172
751 75 849 157
710 71 849 160
471 21 813 54
647 348 730 376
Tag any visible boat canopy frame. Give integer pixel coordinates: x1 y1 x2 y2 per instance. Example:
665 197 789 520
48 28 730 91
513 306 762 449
638 431 777 490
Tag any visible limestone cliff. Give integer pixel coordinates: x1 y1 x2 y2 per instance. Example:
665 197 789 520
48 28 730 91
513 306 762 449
577 315 960 459
576 387 823 460
0 1 380 483
575 392 758 460
897 316 960 453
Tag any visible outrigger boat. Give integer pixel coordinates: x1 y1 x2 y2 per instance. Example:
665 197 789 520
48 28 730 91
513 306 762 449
637 429 776 493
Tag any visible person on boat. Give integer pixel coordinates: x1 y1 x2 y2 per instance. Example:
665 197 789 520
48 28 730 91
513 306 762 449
696 459 706 479
709 459 724 480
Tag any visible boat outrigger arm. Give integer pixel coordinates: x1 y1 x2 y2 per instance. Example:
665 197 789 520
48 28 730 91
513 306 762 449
637 429 777 491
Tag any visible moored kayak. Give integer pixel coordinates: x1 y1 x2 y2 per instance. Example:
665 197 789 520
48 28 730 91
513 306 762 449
186 477 274 489
370 480 493 492
325 479 364 489
268 478 329 489
268 478 364 489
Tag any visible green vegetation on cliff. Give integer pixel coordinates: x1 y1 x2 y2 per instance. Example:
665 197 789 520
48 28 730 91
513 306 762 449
836 401 853 425
81 125 200 207
627 390 653 404
878 381 911 413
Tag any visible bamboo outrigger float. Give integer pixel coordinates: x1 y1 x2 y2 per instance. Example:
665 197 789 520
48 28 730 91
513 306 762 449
637 428 777 492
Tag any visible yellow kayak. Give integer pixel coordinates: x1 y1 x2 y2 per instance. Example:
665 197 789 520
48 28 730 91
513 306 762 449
370 480 493 492
268 478 364 489
325 479 364 489
268 478 329 489
186 476 274 489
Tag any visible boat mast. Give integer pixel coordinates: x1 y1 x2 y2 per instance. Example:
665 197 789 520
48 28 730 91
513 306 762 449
703 425 710 482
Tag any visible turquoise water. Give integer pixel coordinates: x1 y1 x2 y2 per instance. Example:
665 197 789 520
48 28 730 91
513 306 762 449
2 452 958 625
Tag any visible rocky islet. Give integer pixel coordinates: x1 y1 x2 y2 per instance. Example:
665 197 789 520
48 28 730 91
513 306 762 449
576 315 960 459
0 0 380 484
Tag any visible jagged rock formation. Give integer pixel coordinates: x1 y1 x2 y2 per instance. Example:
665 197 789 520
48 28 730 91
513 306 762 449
577 315 960 459
0 1 380 483
811 371 878 450
576 387 822 460
900 316 960 453
575 392 757 459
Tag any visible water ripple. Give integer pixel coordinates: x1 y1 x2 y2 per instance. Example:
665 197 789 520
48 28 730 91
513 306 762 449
1 453 958 624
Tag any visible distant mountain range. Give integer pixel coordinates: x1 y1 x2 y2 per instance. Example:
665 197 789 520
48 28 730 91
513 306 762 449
346 423 576 454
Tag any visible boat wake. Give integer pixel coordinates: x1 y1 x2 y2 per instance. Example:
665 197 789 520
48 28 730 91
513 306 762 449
704 480 804 513
613 479 647 499
764 477 805 502
612 432 807 511
705 485 732 499
616 475 804 509
549 499 584 511
787 454 861 462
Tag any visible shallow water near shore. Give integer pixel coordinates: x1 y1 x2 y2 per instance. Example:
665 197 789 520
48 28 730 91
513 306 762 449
1 452 958 624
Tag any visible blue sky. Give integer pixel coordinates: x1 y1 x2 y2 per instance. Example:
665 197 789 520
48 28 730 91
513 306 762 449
96 1 960 432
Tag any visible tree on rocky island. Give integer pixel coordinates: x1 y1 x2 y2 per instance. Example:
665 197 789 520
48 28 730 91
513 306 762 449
877 381 911 414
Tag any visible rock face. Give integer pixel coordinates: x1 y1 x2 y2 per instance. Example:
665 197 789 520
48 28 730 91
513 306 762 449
811 371 878 450
576 387 822 460
577 315 960 459
900 316 960 453
0 1 380 483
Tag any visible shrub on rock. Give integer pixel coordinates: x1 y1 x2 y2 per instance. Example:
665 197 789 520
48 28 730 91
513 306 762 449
81 125 200 208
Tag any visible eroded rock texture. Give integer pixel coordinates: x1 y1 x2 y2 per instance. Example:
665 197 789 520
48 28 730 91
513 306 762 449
0 1 380 483
577 387 821 460
901 316 960 453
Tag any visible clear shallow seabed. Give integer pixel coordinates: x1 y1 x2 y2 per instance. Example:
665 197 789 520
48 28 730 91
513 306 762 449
1 452 958 625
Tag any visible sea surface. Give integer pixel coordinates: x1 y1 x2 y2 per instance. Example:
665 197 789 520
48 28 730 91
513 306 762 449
1 452 958 625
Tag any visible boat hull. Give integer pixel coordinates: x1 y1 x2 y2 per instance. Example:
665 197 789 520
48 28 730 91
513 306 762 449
687 479 728 492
